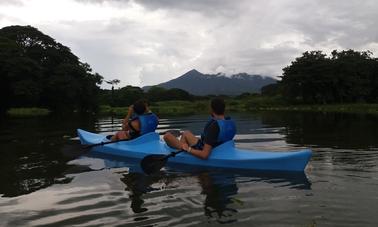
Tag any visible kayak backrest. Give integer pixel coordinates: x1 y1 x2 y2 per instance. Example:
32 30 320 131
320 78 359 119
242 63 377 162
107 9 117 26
216 119 236 143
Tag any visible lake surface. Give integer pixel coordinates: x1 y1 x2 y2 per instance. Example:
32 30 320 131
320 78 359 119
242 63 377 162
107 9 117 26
1 112 378 226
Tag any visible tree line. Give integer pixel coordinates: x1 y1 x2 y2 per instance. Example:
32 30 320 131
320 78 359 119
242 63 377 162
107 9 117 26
274 50 378 104
1 25 377 114
0 25 103 113
99 86 208 107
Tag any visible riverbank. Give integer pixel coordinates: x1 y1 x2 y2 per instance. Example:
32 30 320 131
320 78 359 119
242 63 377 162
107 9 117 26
5 101 378 117
99 101 378 116
248 103 378 114
6 107 51 117
99 101 208 116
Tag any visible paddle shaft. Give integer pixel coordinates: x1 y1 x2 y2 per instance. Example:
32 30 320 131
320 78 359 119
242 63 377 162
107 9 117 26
83 139 130 149
82 129 181 149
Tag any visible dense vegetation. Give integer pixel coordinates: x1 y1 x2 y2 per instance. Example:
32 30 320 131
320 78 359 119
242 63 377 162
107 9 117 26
99 86 197 107
0 25 103 113
279 50 378 104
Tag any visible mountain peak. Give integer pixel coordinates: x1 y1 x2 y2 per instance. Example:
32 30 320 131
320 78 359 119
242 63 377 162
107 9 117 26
180 69 203 78
150 70 277 96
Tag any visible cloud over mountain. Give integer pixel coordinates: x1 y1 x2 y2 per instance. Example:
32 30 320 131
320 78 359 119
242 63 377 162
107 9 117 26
1 0 377 88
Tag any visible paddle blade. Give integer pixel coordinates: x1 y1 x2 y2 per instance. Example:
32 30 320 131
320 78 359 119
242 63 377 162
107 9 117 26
141 154 168 175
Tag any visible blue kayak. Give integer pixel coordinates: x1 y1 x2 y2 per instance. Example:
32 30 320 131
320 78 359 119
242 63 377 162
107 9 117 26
77 129 312 172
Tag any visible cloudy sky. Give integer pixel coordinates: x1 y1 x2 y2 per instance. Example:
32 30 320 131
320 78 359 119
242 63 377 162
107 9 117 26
1 0 377 87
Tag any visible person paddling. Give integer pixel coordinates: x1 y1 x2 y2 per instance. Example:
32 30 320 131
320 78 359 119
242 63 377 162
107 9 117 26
163 98 236 159
111 99 158 141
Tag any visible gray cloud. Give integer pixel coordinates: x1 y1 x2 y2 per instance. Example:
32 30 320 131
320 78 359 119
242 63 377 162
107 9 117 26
136 0 243 17
1 0 378 87
0 0 23 5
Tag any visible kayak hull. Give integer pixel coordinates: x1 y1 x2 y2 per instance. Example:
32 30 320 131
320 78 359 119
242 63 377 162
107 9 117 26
77 129 312 172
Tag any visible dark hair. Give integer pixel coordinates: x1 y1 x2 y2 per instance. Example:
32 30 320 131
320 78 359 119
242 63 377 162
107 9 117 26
133 100 146 115
211 98 225 115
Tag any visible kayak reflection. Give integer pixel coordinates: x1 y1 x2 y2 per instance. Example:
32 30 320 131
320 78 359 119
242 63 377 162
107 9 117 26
87 151 311 190
84 152 311 222
120 169 240 223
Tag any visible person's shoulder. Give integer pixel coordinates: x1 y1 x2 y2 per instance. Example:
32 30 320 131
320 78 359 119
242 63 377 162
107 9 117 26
130 118 140 127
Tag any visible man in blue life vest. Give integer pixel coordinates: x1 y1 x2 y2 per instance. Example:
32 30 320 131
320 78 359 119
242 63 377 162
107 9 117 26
112 99 158 141
163 98 236 159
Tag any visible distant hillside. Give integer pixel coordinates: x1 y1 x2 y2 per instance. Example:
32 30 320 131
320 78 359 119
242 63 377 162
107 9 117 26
144 69 277 96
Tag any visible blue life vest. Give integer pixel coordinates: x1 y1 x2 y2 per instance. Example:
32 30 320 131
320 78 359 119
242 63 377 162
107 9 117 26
201 116 236 145
131 113 159 135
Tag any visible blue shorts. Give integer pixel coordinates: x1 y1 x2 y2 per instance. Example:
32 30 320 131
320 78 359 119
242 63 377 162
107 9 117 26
191 139 204 150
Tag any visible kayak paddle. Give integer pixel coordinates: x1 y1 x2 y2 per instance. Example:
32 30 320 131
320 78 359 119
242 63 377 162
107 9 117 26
82 138 130 149
82 129 181 149
141 150 185 175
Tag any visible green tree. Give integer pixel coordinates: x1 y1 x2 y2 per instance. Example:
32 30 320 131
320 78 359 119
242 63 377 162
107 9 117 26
105 79 120 107
146 86 193 102
0 25 103 112
280 50 378 104
146 86 167 102
114 86 144 106
330 50 376 102
261 84 280 96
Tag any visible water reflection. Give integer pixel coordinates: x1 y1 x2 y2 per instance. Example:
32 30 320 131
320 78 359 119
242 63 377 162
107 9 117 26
0 114 96 197
0 112 340 198
198 172 238 224
120 170 241 224
91 153 311 224
1 112 378 226
260 111 378 149
121 172 150 213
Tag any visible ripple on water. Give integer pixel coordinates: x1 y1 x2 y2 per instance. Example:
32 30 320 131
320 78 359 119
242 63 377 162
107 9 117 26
1 113 378 226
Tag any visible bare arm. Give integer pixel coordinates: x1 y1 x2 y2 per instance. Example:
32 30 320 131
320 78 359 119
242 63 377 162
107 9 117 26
131 119 141 131
122 105 134 130
183 143 213 160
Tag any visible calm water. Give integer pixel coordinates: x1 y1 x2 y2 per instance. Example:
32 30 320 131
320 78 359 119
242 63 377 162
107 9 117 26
0 112 378 226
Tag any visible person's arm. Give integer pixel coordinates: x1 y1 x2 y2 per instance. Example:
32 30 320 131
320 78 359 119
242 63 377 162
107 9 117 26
122 105 134 130
183 143 213 160
183 122 219 159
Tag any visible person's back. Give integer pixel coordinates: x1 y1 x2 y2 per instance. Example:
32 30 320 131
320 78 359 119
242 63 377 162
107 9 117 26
200 116 236 148
112 100 158 141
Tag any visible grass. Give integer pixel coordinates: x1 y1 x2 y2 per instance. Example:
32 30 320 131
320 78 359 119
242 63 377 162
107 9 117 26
249 103 378 114
99 101 210 116
151 100 208 116
98 105 129 116
227 96 378 115
7 107 51 117
6 100 378 118
91 100 378 117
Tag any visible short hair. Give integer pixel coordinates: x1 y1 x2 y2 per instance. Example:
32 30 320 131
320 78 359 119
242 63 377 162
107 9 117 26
211 98 225 115
133 100 146 115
